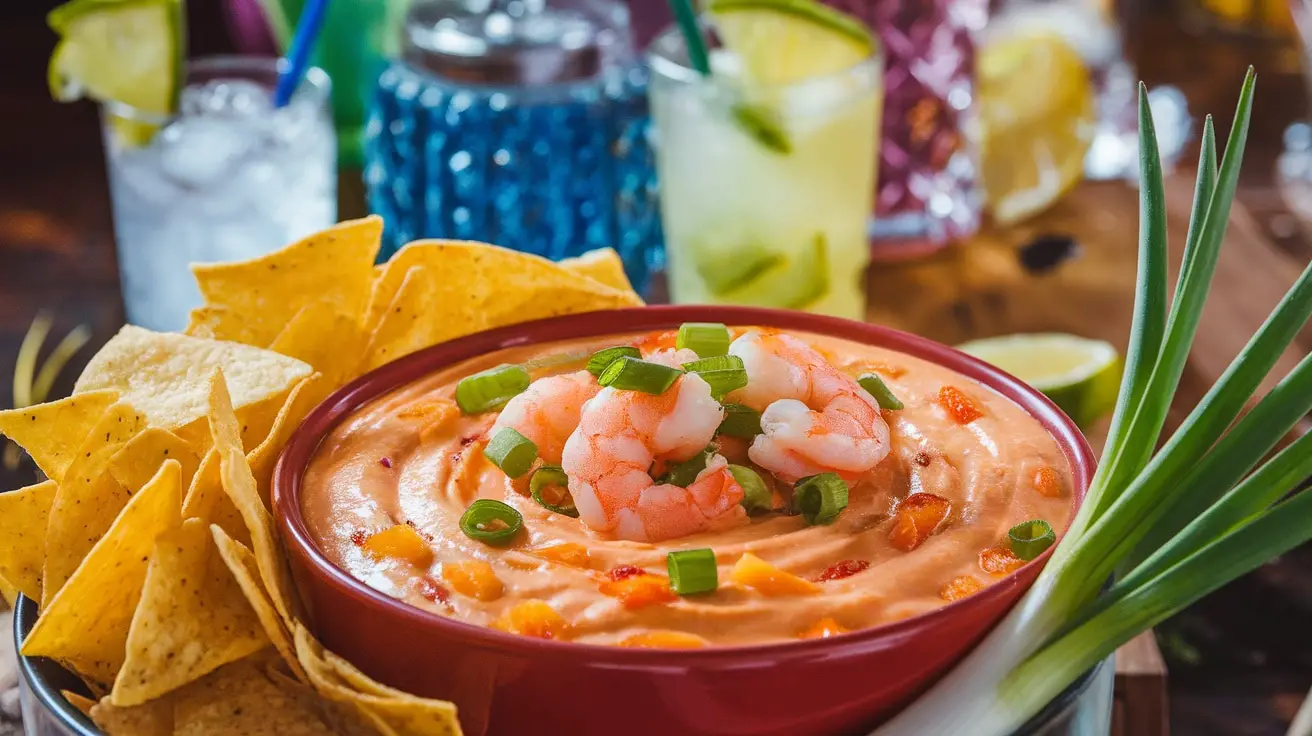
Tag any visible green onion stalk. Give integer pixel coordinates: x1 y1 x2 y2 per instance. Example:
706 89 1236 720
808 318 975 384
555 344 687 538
876 70 1312 735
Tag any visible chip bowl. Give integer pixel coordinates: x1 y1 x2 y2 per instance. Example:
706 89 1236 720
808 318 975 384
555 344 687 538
273 305 1096 736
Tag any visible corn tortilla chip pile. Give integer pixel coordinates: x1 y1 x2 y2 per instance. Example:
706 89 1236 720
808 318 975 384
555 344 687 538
0 217 643 735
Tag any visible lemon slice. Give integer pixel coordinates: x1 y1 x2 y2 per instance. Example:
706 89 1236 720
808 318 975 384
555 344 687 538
707 0 875 86
957 333 1121 427
978 33 1094 224
48 0 184 145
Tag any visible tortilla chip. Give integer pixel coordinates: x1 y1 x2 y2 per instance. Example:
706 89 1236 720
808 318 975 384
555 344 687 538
190 216 383 349
91 695 173 736
42 401 149 604
174 381 298 455
0 480 56 602
0 389 119 482
108 427 200 495
361 241 641 370
247 374 333 507
73 325 313 430
0 576 17 607
61 690 97 718
362 265 482 372
111 518 269 706
211 525 305 682
184 305 270 346
558 247 639 296
23 460 182 687
182 449 249 546
264 662 401 736
294 624 463 736
208 372 297 628
270 302 367 389
170 655 347 736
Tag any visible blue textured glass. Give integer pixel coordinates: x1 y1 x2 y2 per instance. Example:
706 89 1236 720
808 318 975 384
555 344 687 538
365 62 662 293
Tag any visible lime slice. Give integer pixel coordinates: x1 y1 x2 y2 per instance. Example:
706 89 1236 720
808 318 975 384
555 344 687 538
977 33 1094 224
707 0 874 86
48 0 184 145
706 235 829 310
957 334 1121 428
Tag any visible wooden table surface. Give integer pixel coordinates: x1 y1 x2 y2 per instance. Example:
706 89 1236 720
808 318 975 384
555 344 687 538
0 1 1309 734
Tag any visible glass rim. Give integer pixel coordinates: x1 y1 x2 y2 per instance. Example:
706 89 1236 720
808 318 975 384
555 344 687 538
101 55 332 126
646 20 883 91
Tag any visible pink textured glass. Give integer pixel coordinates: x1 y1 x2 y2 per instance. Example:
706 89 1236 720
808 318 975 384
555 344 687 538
825 0 987 257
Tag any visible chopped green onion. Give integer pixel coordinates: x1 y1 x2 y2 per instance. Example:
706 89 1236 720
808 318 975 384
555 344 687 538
682 355 749 398
676 322 731 358
483 427 537 478
597 357 682 395
666 548 718 595
530 465 578 518
858 373 904 410
793 473 848 526
1008 520 1056 561
718 403 763 438
586 346 641 377
729 464 772 514
660 446 716 487
458 499 523 545
456 364 530 414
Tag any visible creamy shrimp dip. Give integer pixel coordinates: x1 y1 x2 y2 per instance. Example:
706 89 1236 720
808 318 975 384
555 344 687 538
301 326 1074 647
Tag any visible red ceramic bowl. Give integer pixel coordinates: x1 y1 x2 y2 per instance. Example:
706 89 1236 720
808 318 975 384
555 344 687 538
273 306 1094 736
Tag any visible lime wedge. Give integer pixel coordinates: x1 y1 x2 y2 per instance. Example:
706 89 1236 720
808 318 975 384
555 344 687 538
957 334 1121 428
707 0 875 86
709 235 829 310
48 0 184 145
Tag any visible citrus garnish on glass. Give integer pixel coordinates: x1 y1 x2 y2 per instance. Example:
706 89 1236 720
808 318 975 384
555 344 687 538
652 0 882 319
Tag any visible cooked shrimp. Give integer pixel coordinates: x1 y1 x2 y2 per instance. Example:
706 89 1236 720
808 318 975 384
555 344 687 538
561 373 746 542
490 371 599 465
729 331 891 483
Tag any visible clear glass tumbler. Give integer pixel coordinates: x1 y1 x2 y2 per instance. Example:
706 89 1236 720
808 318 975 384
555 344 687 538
102 56 337 332
648 25 883 320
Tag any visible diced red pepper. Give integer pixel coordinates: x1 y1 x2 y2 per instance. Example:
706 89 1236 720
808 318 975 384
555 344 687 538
888 493 951 552
349 529 367 546
815 559 871 582
937 386 984 424
417 576 451 606
607 564 646 582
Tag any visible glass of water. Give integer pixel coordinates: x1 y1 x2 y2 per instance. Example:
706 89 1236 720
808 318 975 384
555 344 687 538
102 56 337 332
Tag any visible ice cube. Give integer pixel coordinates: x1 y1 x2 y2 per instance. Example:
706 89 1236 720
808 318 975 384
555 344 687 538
182 79 274 118
156 116 255 189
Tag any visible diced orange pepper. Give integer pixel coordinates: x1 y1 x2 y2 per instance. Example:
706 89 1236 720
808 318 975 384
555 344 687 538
492 600 569 640
729 552 821 596
598 573 677 609
634 330 677 352
979 546 1026 576
618 631 709 649
939 575 984 602
531 542 592 568
798 617 849 639
888 493 952 552
1033 466 1063 498
861 361 907 379
362 524 434 568
399 399 460 441
442 560 505 601
937 386 984 424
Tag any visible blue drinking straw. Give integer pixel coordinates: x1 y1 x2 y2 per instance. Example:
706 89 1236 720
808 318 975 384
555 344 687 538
272 0 330 108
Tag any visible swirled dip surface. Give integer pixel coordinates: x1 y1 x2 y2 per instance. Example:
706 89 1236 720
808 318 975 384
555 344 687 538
301 329 1074 646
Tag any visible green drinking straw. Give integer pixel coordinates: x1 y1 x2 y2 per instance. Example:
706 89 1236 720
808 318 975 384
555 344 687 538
667 0 711 75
